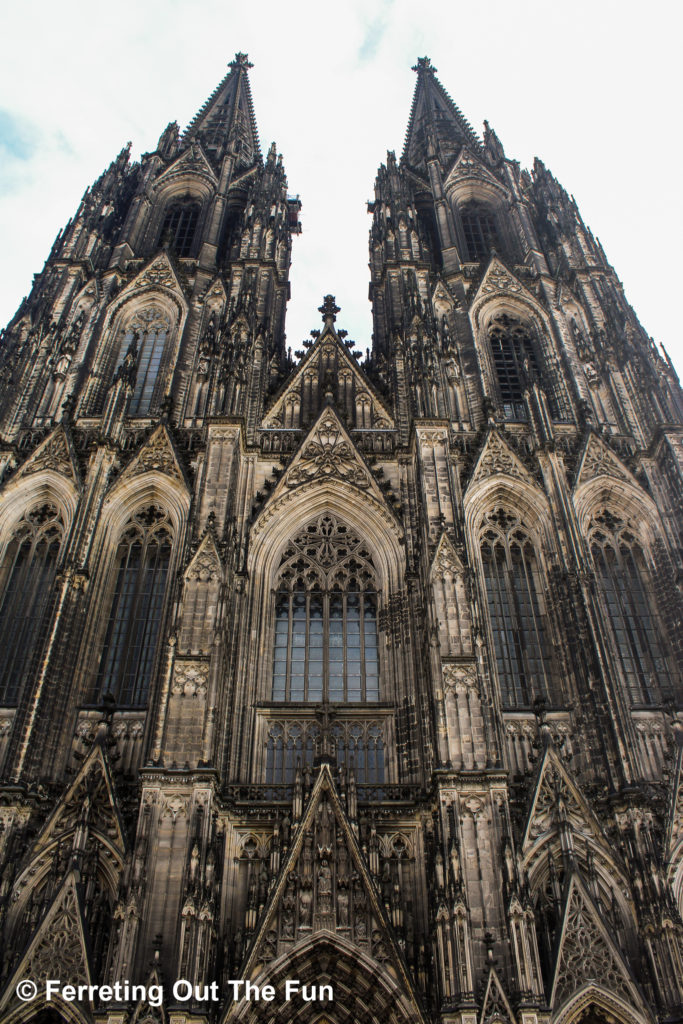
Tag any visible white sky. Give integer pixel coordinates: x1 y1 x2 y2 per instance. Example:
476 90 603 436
1 0 681 378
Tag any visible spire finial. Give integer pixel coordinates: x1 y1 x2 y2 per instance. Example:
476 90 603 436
229 52 253 71
412 56 437 74
318 295 340 324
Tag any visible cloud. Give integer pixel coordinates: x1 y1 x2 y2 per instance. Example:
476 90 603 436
0 0 680 376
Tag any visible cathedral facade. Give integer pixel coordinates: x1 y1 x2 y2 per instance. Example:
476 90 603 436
0 52 681 1024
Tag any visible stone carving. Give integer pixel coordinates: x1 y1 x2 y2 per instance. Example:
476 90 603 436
479 263 523 296
576 433 631 487
286 412 371 488
23 876 89 986
171 661 209 698
553 877 632 1007
471 431 530 485
125 426 182 481
17 428 76 481
140 256 176 290
442 663 478 694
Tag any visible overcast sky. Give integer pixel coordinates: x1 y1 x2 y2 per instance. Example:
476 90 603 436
1 0 681 377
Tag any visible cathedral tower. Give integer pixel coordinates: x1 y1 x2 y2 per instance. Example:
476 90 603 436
0 55 681 1024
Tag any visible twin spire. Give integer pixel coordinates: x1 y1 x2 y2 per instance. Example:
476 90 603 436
183 53 479 175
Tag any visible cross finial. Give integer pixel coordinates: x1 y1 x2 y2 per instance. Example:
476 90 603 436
229 52 253 71
412 56 437 74
318 295 340 324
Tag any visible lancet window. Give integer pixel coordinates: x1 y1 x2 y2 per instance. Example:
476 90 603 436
589 509 670 704
93 505 172 707
160 200 200 257
460 200 500 261
117 306 171 416
488 314 550 421
271 515 379 704
0 503 64 705
480 508 554 707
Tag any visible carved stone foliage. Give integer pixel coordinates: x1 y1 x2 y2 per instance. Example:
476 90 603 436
185 533 222 581
470 430 533 487
524 747 604 849
171 659 209 698
120 425 183 482
552 876 634 1008
431 532 463 578
442 663 478 695
14 426 77 482
576 433 632 488
20 875 90 989
477 260 524 297
285 412 371 489
139 255 178 291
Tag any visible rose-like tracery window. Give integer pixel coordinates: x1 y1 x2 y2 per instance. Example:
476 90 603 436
271 515 379 703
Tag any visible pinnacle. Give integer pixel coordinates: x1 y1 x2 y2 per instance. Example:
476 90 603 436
318 295 340 323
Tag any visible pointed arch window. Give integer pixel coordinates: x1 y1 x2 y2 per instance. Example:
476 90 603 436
487 314 561 421
589 510 671 705
160 200 200 257
116 307 171 417
0 504 64 705
460 200 499 261
480 508 554 707
271 515 379 704
94 505 172 707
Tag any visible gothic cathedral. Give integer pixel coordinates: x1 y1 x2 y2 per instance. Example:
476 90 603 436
0 53 681 1024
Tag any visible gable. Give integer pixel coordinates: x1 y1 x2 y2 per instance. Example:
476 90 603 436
262 324 393 432
241 765 425 1019
10 425 80 487
467 429 538 492
469 256 538 309
154 141 218 189
116 423 188 490
574 432 637 490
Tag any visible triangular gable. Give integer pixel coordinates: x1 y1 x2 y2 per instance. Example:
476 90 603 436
0 872 93 1015
184 530 223 582
430 531 464 579
116 423 188 489
574 432 637 490
432 278 458 317
242 764 424 1015
154 141 218 189
270 406 387 502
262 322 393 431
469 256 537 308
467 429 537 491
522 744 610 854
118 251 187 302
444 147 504 193
9 424 80 487
550 872 646 1012
33 741 127 856
480 966 515 1024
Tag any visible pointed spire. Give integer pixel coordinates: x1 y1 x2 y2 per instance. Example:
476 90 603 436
183 52 261 166
402 56 481 173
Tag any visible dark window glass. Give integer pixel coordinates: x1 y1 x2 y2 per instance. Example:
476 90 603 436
481 516 553 708
590 512 670 704
128 328 167 416
461 201 499 261
95 508 172 707
0 504 63 705
160 202 200 257
489 314 548 421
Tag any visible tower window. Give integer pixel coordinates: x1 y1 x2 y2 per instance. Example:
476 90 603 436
480 508 553 708
116 307 171 417
160 201 200 257
460 201 499 261
271 515 379 704
0 504 63 706
589 510 670 704
94 505 172 707
488 314 544 421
